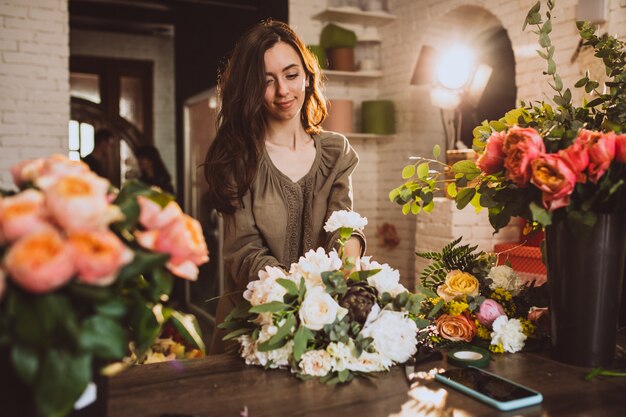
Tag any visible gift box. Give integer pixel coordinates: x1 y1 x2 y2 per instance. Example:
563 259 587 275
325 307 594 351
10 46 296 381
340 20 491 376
494 242 546 286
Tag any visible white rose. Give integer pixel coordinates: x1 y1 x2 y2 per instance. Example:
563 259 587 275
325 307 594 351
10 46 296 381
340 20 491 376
488 265 523 295
364 260 407 297
323 210 368 233
299 286 347 331
490 316 527 353
347 349 391 373
362 310 418 363
299 349 333 376
243 265 293 306
289 248 342 288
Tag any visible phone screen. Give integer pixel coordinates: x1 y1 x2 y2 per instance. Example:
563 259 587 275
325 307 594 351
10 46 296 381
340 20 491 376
438 368 537 402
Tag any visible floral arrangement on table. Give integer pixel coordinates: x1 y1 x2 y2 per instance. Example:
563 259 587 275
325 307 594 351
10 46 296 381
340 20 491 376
220 210 428 384
413 238 549 354
0 155 209 417
389 0 626 237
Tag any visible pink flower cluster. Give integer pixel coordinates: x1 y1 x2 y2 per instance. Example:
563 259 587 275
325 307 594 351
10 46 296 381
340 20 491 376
1 155 132 293
476 127 626 211
134 196 209 281
0 154 210 298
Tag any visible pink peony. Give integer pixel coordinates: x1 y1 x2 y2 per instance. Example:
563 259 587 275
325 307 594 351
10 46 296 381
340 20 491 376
613 133 626 164
68 230 134 286
476 299 506 328
558 141 589 183
4 228 75 293
476 131 506 174
37 172 122 232
502 127 546 187
578 130 616 183
0 189 50 242
531 153 577 211
137 196 183 230
136 214 209 280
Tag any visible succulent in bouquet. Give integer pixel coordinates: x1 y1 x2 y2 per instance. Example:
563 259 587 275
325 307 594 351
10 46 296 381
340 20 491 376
220 210 428 383
0 155 209 417
390 0 626 239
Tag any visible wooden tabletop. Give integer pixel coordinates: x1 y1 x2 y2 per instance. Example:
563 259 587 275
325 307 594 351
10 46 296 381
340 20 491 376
105 333 626 417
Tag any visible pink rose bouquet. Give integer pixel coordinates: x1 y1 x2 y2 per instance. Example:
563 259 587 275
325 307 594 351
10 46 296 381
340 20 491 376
0 154 209 417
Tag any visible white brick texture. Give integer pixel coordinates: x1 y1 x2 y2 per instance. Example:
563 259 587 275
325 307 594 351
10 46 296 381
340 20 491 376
0 0 69 190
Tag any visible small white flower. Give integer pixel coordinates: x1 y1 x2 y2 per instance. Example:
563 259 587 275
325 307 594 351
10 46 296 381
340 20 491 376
299 286 348 331
323 210 368 233
326 341 354 372
361 310 418 363
238 333 293 369
299 349 333 376
289 248 342 288
490 315 527 353
347 349 391 373
488 265 523 295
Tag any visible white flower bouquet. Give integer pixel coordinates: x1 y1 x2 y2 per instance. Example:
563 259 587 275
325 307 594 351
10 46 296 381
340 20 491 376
220 211 425 383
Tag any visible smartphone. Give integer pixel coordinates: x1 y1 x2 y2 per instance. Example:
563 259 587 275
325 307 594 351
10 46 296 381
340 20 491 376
435 366 543 411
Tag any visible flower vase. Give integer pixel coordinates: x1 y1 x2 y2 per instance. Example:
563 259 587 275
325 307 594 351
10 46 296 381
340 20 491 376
546 211 626 367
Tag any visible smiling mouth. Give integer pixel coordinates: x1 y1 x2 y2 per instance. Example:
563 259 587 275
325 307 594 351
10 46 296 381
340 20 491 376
275 99 294 109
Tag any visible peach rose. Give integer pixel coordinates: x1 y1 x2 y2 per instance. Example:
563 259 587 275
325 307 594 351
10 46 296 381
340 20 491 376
531 154 577 211
504 141 545 187
4 228 75 293
615 134 626 164
502 126 545 154
68 230 134 286
558 140 589 183
579 130 616 183
37 172 122 231
137 196 183 230
0 189 50 242
136 214 209 280
476 131 506 174
436 270 480 302
476 299 506 328
435 313 476 342
10 158 45 187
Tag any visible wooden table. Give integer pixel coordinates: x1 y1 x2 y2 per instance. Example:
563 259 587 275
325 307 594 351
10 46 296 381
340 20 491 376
105 333 626 417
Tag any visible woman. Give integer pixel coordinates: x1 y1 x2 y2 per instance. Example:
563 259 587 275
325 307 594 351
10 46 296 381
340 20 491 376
135 145 175 195
204 20 365 353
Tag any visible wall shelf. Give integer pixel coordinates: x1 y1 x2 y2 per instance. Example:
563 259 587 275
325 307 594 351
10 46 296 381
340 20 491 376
312 7 396 26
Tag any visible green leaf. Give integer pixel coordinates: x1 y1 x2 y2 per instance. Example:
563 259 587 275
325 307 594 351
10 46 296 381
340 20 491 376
258 314 296 352
423 200 435 213
447 183 457 198
451 160 480 175
411 201 421 214
11 345 39 384
348 268 382 282
402 202 411 215
433 145 441 159
293 326 314 362
147 268 174 303
80 315 128 359
249 301 291 314
427 299 445 319
402 165 415 179
223 327 252 341
547 58 556 74
553 74 563 91
541 19 552 34
277 278 299 296
129 303 161 354
417 162 430 179
34 350 92 417
117 251 170 283
95 299 127 318
455 188 476 209
529 201 552 226
170 310 206 352
575 76 589 88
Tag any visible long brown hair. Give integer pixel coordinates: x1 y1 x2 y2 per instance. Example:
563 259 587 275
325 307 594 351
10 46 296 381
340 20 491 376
204 20 327 214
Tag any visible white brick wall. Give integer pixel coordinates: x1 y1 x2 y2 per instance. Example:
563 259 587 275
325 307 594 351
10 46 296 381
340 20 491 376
0 0 69 189
70 30 176 186
290 0 626 289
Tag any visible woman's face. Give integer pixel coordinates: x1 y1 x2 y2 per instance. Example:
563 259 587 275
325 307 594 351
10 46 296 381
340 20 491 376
263 41 308 123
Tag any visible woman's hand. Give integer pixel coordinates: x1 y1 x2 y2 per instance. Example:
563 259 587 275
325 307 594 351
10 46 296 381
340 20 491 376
342 237 362 275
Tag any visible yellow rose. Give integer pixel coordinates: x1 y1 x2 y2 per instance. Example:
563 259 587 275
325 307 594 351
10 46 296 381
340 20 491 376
436 270 480 301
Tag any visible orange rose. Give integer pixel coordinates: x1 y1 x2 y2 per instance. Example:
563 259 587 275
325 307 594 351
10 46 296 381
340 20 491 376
0 189 50 242
435 313 476 342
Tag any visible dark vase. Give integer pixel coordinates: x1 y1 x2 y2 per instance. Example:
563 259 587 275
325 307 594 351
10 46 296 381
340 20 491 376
546 211 626 367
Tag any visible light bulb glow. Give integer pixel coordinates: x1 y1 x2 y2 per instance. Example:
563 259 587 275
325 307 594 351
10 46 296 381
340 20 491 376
435 45 475 90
